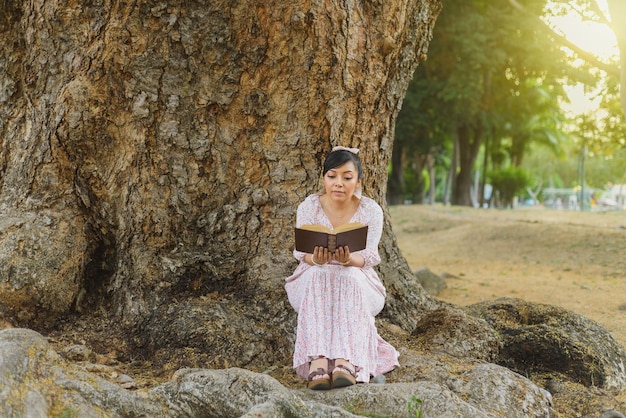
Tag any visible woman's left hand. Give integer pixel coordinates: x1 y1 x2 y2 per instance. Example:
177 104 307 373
334 246 352 265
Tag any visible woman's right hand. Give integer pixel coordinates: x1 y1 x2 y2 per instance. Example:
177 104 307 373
312 246 332 265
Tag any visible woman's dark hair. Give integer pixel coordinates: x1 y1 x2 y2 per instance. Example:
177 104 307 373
323 149 363 179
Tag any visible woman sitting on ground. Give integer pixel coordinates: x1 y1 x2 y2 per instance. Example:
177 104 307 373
285 146 400 390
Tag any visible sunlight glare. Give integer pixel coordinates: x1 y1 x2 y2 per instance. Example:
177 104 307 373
544 1 619 115
563 83 598 116
549 14 618 61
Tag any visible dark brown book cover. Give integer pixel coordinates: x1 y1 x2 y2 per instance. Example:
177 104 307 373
295 223 368 253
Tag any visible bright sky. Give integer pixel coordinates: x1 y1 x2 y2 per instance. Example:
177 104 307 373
544 0 619 115
550 16 618 61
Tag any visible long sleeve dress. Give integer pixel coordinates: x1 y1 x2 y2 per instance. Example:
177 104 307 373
285 193 400 383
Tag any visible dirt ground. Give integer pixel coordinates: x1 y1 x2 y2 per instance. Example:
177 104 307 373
390 204 626 351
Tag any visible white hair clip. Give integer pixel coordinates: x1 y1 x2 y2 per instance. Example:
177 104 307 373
332 146 360 154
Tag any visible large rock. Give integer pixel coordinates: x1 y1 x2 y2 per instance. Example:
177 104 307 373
390 347 552 417
0 328 163 417
410 306 501 361
1 327 553 417
465 298 626 390
413 267 447 295
153 368 356 417
3 323 624 417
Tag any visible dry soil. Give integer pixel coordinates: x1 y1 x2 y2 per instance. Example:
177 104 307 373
390 203 626 355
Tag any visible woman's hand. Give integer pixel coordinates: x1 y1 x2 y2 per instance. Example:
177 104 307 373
311 246 332 265
334 246 352 266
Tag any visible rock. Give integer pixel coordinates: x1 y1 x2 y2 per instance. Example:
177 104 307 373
544 377 564 394
600 411 626 418
414 267 447 295
1 326 623 417
117 373 134 384
380 349 552 417
0 328 163 417
465 298 626 391
411 307 501 362
371 374 386 384
456 363 552 417
303 380 495 417
618 303 626 311
62 344 95 362
0 327 552 418
117 373 136 389
154 367 358 417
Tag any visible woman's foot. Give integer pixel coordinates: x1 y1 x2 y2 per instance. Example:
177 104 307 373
307 358 331 390
331 360 356 388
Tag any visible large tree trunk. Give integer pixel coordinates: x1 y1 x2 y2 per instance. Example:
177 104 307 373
0 0 441 370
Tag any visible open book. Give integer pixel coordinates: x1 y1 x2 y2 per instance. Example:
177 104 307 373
295 222 368 253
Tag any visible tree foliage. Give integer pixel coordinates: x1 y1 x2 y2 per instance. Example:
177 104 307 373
392 0 624 207
489 166 530 207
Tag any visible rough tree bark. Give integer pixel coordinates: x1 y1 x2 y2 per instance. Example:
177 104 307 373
0 0 441 369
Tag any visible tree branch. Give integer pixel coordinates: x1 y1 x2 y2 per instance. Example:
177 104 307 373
507 0 619 78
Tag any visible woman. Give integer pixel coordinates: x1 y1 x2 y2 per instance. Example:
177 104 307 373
285 146 400 390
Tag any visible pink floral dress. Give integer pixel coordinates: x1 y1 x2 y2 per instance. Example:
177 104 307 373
285 194 400 383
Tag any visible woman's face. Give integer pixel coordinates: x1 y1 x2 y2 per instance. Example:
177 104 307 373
323 161 361 203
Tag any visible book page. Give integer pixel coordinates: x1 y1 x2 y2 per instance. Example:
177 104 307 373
298 224 332 234
332 222 366 233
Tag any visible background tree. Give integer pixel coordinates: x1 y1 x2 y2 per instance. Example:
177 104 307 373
509 0 623 115
489 166 530 208
389 77 444 205
395 0 575 206
0 0 442 371
393 0 623 207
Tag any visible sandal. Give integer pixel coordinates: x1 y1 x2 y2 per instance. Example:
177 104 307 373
331 364 356 388
307 368 331 390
